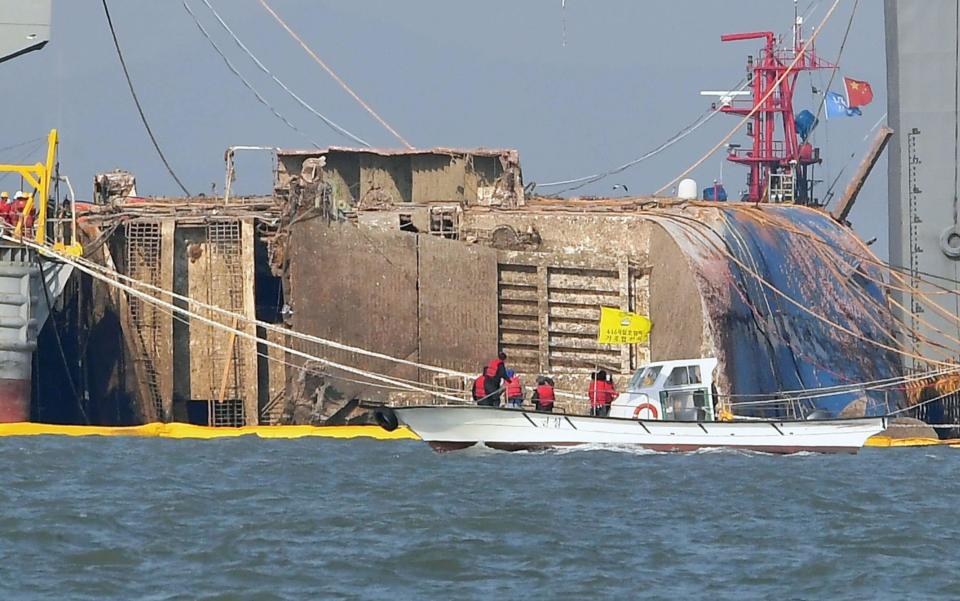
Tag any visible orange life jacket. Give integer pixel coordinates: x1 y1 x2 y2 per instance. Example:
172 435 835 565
601 380 618 403
587 380 605 406
473 375 487 399
485 358 503 378
536 384 555 403
506 376 522 398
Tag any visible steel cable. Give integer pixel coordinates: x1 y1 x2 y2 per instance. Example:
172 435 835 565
100 0 191 196
256 0 413 149
197 0 371 148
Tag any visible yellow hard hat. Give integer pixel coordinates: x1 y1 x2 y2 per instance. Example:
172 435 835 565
0 192 7 199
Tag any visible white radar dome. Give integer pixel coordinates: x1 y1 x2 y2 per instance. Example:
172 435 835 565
677 178 698 200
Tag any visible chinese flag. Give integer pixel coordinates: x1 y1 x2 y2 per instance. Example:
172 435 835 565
844 77 874 108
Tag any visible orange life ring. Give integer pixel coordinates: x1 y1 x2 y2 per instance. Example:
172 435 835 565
633 402 659 420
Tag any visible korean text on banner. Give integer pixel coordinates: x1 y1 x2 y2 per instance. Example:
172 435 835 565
597 306 652 345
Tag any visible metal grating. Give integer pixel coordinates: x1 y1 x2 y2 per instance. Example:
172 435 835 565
497 264 539 371
125 220 166 421
205 220 246 427
546 266 621 371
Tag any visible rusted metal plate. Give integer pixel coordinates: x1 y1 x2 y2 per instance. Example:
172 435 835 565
418 234 498 372
288 218 420 397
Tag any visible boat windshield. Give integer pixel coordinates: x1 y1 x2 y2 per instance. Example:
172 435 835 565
629 365 662 390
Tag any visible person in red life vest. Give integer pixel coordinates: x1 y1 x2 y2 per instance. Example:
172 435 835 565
531 376 555 412
504 369 523 407
0 192 11 228
472 369 488 404
10 191 33 230
482 351 508 406
602 371 619 415
588 370 620 417
588 370 609 417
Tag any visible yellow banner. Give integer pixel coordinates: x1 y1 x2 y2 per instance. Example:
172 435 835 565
597 306 652 345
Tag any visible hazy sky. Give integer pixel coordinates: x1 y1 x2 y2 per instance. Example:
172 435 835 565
0 0 890 255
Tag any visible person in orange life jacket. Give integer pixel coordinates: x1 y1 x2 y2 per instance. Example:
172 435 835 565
482 351 508 405
531 376 555 412
504 369 523 407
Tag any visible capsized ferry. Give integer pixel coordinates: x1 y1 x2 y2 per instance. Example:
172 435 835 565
375 358 886 454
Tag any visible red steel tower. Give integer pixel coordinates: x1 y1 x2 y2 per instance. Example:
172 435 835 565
719 14 834 203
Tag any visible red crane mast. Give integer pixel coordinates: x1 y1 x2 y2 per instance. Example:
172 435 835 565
719 15 834 203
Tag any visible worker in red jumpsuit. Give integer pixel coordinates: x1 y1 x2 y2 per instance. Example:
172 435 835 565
504 369 523 408
531 376 555 413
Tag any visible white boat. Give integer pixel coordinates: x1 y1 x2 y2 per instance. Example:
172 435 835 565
375 358 887 454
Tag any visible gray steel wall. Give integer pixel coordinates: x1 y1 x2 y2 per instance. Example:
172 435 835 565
0 0 50 63
885 0 960 367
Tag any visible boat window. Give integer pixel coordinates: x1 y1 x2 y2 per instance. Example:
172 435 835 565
665 365 703 388
630 365 662 389
666 367 691 387
661 388 711 422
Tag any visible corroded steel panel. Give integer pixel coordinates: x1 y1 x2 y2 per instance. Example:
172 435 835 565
288 219 419 394
0 0 50 64
418 235 498 373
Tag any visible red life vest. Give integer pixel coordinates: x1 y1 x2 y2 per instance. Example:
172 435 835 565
473 375 486 399
601 380 618 403
536 384 555 403
506 376 522 398
485 358 503 378
587 380 605 406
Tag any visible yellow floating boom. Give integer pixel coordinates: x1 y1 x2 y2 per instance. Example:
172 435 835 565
0 422 418 440
865 435 960 448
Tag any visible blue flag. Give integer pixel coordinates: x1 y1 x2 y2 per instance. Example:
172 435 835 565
825 91 862 119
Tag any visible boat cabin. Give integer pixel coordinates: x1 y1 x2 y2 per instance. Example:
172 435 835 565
609 358 719 422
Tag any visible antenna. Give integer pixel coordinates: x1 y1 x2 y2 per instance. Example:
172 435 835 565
700 91 750 108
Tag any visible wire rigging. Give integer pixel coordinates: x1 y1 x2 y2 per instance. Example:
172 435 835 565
100 0 191 196
655 0 844 196
197 0 371 148
534 108 722 192
10 229 960 411
813 0 859 125
256 0 414 149
0 136 45 156
536 6 826 195
182 1 323 149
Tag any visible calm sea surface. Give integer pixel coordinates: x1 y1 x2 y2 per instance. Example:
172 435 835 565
1 437 958 600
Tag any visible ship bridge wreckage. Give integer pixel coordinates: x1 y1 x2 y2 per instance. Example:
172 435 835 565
50 143 917 428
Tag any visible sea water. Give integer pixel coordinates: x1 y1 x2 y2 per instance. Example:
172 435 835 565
1 437 957 600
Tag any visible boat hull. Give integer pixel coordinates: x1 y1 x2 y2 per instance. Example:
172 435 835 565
384 406 886 455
